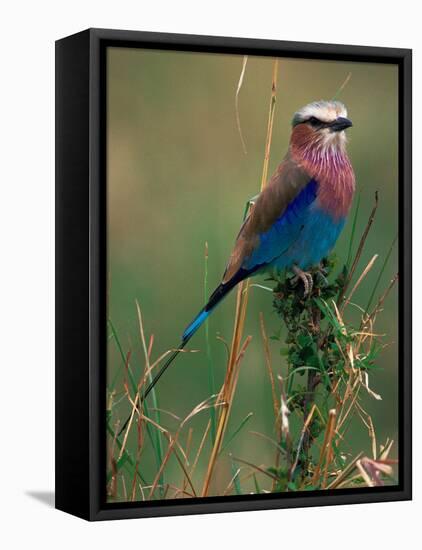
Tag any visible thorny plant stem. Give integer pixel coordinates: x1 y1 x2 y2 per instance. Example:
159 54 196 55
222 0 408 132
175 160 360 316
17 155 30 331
299 301 322 478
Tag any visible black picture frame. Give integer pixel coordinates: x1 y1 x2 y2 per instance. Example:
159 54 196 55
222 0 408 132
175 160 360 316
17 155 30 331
55 28 412 521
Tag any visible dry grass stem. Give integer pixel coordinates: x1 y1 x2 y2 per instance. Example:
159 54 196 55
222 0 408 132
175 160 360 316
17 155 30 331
260 313 280 429
338 191 379 306
291 404 317 476
326 452 364 489
235 56 248 155
189 420 211 480
322 410 337 488
342 254 378 312
201 58 280 497
334 72 352 97
232 456 279 482
312 409 337 484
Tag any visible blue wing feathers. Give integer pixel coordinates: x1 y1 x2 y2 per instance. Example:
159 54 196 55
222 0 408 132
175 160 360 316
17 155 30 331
243 179 318 271
243 178 344 271
183 178 344 342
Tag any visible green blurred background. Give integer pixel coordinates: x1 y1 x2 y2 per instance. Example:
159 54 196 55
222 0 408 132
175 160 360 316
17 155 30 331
106 47 398 499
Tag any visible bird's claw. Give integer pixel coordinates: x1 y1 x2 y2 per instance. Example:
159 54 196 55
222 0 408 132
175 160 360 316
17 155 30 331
292 265 314 297
318 262 329 276
316 270 329 287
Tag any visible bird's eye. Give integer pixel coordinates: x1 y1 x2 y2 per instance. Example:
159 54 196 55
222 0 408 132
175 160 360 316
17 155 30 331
308 116 321 126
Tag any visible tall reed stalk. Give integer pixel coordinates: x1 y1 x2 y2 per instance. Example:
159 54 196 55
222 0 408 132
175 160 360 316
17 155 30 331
201 59 279 496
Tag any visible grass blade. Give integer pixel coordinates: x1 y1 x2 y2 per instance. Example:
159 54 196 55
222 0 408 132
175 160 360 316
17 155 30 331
107 320 164 495
230 457 242 495
204 242 216 444
332 71 352 100
235 56 248 155
108 318 137 394
136 300 165 497
221 412 253 453
365 234 398 313
345 192 361 271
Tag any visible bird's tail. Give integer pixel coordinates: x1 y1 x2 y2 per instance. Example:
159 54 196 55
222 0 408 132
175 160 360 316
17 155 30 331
142 278 240 401
117 273 252 436
182 273 246 341
182 308 211 342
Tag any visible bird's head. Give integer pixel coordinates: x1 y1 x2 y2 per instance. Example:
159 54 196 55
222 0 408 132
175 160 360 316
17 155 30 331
290 100 352 153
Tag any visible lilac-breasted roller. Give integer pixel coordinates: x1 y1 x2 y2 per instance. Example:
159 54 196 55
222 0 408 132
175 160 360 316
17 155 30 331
145 100 355 398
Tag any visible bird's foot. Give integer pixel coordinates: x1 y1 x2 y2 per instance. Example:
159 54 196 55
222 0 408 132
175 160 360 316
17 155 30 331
317 262 329 276
292 265 313 297
315 264 329 287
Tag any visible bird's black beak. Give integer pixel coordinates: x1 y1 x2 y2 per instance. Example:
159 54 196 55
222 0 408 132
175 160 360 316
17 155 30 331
330 117 353 132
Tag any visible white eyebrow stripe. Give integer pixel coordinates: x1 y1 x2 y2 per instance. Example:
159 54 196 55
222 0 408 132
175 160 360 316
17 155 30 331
293 101 348 125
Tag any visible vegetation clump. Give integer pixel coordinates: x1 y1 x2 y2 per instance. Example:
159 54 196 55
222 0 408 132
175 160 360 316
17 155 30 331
265 250 396 490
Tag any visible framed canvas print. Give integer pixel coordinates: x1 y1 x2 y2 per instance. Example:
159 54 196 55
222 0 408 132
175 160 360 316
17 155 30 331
55 28 412 521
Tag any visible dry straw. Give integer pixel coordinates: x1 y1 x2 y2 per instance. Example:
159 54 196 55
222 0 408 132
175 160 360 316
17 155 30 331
201 59 280 497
